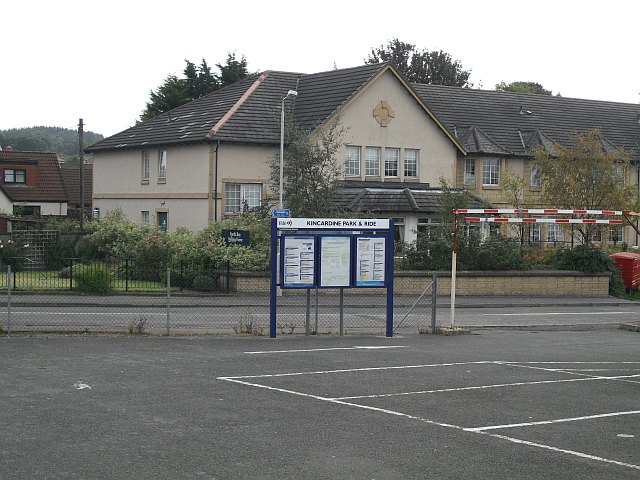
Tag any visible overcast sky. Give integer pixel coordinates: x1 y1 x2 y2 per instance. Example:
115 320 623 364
2 0 638 138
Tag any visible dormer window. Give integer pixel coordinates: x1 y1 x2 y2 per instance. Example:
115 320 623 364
4 169 26 184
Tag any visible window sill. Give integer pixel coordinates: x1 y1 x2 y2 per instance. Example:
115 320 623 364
157 179 166 184
529 186 542 192
482 185 500 190
141 180 149 185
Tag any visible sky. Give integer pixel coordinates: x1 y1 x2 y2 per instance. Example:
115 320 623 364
2 0 638 138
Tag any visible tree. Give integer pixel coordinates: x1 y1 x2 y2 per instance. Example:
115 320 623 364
496 81 553 95
534 129 635 244
269 118 347 217
139 53 250 122
366 38 473 87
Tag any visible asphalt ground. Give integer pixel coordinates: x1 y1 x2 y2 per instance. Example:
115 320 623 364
1 328 639 479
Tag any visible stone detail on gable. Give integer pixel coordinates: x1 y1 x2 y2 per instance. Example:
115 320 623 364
373 100 395 127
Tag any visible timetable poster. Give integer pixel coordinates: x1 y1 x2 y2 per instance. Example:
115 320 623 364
319 236 351 287
355 236 386 287
282 236 316 288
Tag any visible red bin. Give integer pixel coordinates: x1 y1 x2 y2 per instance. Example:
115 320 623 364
610 252 640 291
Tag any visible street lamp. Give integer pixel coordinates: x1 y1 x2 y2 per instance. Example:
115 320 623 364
279 90 298 209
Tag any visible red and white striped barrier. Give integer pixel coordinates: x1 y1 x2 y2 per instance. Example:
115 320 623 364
454 209 623 215
465 217 623 224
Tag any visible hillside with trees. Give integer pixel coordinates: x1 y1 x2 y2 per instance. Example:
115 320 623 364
0 126 103 162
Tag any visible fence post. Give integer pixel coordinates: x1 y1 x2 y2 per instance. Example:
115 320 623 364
431 272 437 333
69 258 74 291
125 258 129 292
7 265 12 335
166 267 171 336
226 260 230 294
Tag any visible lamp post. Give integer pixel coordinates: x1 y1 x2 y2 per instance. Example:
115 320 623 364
279 90 298 209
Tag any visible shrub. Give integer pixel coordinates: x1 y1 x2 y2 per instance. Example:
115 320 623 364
471 236 526 270
551 245 613 273
192 275 217 292
0 239 31 270
74 264 113 293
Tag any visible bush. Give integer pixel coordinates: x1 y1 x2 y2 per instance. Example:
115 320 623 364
471 236 526 270
551 245 613 273
192 275 217 292
74 264 113 293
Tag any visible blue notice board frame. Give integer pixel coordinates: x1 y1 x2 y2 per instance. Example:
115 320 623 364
280 234 316 288
354 235 387 287
318 235 352 288
270 217 394 338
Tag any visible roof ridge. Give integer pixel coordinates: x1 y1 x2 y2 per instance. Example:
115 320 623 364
207 71 270 139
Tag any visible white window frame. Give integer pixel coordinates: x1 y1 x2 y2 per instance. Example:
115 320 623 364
141 211 150 225
385 148 399 177
4 168 26 184
464 159 476 186
225 183 262 214
404 149 418 178
547 224 564 243
345 146 361 177
529 223 541 242
609 224 624 244
530 165 541 188
482 159 500 186
365 147 381 177
142 151 150 182
158 150 167 181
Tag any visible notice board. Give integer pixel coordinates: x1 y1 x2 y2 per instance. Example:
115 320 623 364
355 236 386 287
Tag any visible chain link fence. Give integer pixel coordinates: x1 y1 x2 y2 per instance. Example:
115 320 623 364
1 260 437 336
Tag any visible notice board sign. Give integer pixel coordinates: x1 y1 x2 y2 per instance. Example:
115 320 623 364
355 235 386 287
319 236 351 287
222 229 250 246
281 235 315 288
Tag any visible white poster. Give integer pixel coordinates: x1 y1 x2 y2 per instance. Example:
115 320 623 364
282 236 315 288
320 236 351 287
355 236 386 287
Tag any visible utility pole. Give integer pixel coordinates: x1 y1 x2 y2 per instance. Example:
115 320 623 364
78 118 85 232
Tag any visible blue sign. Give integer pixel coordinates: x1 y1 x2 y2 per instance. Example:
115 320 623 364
272 209 291 218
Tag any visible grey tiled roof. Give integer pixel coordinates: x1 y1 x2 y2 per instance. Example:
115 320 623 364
412 84 640 159
86 64 387 152
338 181 485 214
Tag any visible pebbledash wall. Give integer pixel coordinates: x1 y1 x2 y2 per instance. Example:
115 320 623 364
230 270 611 296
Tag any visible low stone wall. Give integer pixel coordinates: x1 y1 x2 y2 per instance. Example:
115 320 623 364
230 270 611 296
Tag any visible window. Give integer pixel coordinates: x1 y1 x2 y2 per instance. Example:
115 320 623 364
612 164 625 187
142 152 150 182
482 159 500 186
609 225 623 244
345 146 360 176
4 169 26 184
547 224 564 243
529 223 541 242
365 147 380 176
158 150 167 181
404 149 418 177
141 211 150 225
385 148 399 177
225 183 262 214
393 217 405 244
464 159 476 186
530 165 541 188
157 211 168 231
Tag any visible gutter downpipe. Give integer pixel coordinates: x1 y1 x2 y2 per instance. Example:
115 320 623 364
211 141 221 222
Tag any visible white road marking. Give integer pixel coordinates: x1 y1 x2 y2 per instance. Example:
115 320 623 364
496 361 640 384
245 346 408 354
73 382 91 390
218 371 640 472
481 311 634 316
12 311 165 316
334 376 611 400
467 410 640 432
219 361 494 379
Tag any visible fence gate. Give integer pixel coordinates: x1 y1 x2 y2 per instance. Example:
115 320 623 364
11 230 58 269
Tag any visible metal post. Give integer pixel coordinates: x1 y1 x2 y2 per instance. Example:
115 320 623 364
339 288 344 336
7 265 12 336
450 213 458 330
305 289 311 336
431 272 437 334
166 267 171 336
125 258 129 292
269 218 278 338
314 287 319 334
69 258 73 291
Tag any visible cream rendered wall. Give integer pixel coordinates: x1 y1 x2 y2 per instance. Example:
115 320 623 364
93 144 211 231
0 191 12 213
338 70 457 185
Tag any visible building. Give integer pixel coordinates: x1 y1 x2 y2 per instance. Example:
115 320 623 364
0 148 68 233
86 63 640 245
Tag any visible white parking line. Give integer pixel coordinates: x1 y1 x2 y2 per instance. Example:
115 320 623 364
481 311 635 316
467 410 640 432
245 346 409 354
